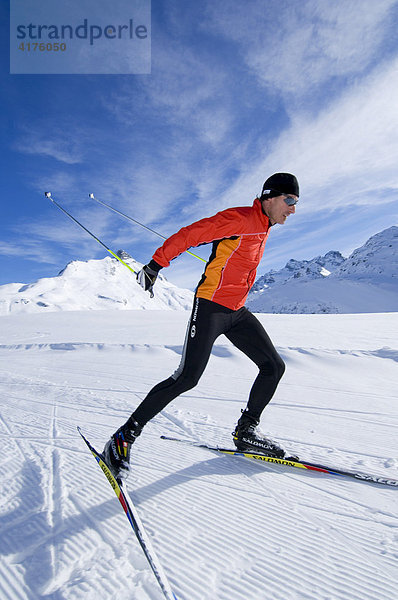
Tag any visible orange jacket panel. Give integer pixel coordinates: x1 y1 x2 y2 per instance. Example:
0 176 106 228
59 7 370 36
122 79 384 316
152 198 271 310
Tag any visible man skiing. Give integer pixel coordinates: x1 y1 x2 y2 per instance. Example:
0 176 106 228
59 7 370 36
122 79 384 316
103 172 299 480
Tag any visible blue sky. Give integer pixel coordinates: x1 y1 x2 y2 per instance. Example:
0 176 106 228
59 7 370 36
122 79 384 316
2 0 398 290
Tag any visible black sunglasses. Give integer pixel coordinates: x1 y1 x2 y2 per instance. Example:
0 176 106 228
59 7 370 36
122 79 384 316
262 189 298 206
282 195 298 206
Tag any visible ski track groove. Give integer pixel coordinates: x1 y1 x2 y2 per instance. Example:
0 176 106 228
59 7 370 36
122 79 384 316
0 561 42 600
69 491 124 560
47 402 57 585
280 380 398 401
278 465 398 518
282 410 398 431
298 498 398 530
1 313 397 600
130 432 396 600
257 468 398 587
133 455 396 600
141 419 395 598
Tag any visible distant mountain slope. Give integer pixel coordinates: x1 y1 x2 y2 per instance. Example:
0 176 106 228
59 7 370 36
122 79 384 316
250 250 346 291
335 225 398 280
0 251 193 315
247 226 398 314
2 228 397 316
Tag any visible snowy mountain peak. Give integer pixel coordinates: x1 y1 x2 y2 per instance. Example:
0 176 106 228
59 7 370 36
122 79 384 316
251 249 345 292
116 248 136 262
335 226 398 279
0 253 193 316
248 226 398 314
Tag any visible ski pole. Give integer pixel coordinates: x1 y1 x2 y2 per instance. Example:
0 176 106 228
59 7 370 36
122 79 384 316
44 192 137 275
88 193 207 264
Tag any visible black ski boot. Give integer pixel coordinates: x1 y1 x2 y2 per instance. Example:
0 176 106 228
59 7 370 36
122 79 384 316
232 411 285 458
103 417 143 480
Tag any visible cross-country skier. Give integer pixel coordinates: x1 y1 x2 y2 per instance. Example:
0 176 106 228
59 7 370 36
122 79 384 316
103 172 300 479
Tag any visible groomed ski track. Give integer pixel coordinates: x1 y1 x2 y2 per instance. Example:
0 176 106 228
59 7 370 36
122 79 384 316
0 310 397 600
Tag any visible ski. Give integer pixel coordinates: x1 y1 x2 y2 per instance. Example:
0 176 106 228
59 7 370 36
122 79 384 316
77 427 178 600
161 435 398 488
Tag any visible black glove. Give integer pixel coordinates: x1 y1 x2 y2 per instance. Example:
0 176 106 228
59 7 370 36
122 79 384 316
136 260 162 298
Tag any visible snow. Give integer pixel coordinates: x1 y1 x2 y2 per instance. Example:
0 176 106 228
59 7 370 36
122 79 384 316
0 252 193 316
0 309 397 600
2 227 397 318
247 226 398 313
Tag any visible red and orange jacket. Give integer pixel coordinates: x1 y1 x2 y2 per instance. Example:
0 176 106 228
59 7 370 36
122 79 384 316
152 198 272 311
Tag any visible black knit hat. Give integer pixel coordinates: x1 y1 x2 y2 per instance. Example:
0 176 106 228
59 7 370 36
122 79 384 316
262 173 299 198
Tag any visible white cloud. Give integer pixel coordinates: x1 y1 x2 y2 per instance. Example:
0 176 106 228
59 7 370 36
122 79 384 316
14 127 84 164
33 171 78 195
204 0 397 95
103 28 236 152
19 139 82 165
0 239 61 265
99 0 398 226
221 55 398 211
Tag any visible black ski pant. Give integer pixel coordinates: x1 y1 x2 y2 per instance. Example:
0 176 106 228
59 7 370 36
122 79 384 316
132 297 285 426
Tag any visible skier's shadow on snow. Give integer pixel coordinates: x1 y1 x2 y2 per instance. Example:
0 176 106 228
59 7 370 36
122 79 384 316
130 453 292 506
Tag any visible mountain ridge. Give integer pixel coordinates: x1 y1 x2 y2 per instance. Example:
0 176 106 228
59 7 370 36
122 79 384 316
1 227 397 316
247 226 398 313
0 251 193 316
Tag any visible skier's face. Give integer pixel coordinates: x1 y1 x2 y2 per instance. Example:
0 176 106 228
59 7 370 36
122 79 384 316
262 195 297 225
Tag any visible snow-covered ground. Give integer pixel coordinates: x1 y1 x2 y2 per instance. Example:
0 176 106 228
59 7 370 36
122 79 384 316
0 310 397 600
